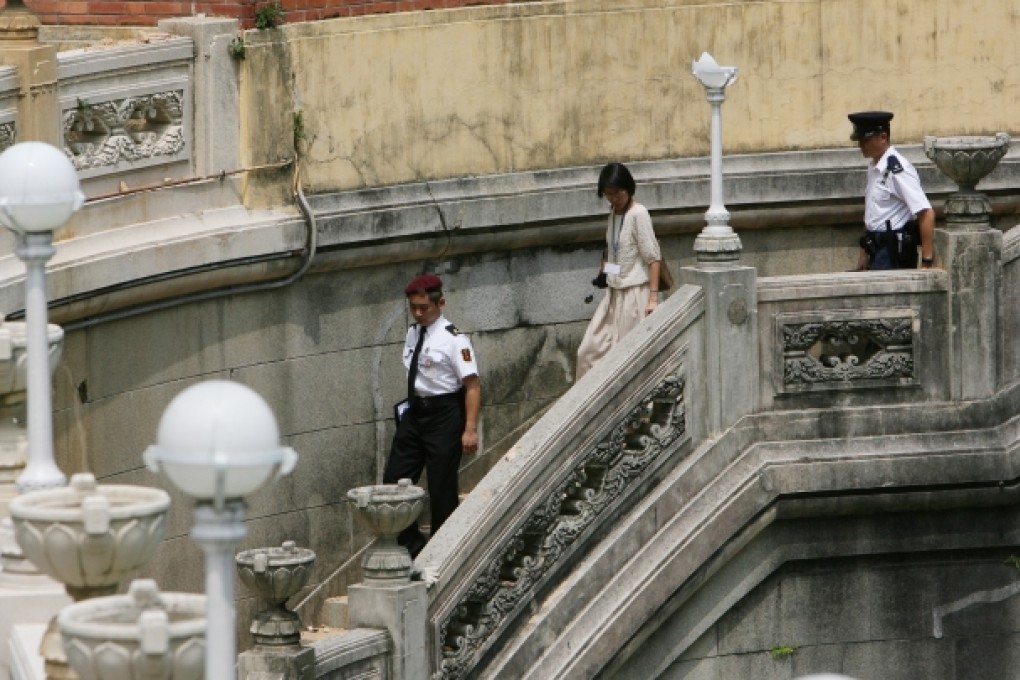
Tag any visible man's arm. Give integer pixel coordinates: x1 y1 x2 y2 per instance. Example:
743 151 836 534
852 245 869 273
917 207 935 267
461 375 481 455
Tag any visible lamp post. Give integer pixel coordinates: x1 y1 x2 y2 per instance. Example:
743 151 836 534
0 142 84 493
691 52 741 263
144 380 298 680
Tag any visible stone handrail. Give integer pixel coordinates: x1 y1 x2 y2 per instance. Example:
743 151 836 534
416 222 1020 678
418 284 707 679
312 628 391 679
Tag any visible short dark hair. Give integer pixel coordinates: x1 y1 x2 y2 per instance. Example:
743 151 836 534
597 162 636 198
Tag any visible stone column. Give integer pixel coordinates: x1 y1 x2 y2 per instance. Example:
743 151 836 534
158 17 241 176
681 261 758 436
236 541 317 680
924 134 1010 400
0 2 60 145
348 580 428 680
346 482 429 680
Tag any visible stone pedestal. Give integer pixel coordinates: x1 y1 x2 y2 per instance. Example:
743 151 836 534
9 623 46 680
936 225 1001 401
0 40 60 145
238 644 315 680
345 481 427 680
924 133 1010 400
157 17 241 177
680 264 758 435
347 581 427 680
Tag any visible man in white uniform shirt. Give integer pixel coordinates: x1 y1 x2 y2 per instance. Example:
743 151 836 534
849 111 935 271
384 274 481 558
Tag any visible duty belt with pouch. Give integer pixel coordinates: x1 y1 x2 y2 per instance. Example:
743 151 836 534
886 219 920 265
860 220 919 265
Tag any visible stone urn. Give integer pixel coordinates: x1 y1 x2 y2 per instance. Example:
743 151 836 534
923 132 1010 225
347 479 425 582
58 579 205 680
8 472 171 678
236 540 316 646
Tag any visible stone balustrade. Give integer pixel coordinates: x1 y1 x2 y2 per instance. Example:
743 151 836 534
0 38 193 181
57 38 192 180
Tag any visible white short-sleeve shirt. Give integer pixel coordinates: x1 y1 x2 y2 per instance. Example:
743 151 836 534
403 315 478 397
864 146 932 232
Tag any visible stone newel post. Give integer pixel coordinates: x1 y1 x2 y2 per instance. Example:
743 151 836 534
236 540 317 680
683 52 758 435
924 133 1010 400
346 480 428 680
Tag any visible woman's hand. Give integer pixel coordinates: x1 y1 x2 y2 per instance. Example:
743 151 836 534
645 295 658 316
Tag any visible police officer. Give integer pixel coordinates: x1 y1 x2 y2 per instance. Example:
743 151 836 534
848 111 935 271
384 274 481 558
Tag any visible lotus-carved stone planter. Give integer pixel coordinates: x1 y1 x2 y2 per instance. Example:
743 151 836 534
58 579 205 680
923 132 1010 225
236 540 316 646
8 472 171 678
347 479 424 582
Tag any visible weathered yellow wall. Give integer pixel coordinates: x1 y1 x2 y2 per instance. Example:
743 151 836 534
242 0 1019 192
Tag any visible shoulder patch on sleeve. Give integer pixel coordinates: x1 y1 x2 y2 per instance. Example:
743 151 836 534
886 155 903 174
445 324 460 336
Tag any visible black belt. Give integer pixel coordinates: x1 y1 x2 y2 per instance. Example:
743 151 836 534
410 390 463 411
870 222 908 234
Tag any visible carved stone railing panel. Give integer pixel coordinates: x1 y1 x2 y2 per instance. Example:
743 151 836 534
776 308 919 394
433 366 688 680
0 66 19 153
57 39 192 179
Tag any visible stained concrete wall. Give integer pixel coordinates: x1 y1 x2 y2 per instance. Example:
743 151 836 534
662 510 1020 680
243 0 1020 197
48 243 590 639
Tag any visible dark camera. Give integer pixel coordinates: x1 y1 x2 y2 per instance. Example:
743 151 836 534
592 272 608 289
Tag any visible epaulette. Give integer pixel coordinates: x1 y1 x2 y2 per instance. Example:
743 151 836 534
886 155 903 174
446 324 460 336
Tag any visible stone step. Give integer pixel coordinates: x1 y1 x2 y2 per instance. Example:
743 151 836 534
321 595 349 630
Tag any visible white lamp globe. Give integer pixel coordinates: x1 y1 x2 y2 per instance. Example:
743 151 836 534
0 142 85 234
144 380 297 502
692 52 738 89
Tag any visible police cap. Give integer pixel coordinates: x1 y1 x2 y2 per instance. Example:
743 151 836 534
848 111 893 141
404 274 443 295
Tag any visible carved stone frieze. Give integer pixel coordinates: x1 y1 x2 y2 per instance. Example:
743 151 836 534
62 91 186 171
433 368 687 680
777 309 918 393
0 122 14 153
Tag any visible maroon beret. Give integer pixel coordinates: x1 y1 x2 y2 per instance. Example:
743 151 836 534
404 274 443 295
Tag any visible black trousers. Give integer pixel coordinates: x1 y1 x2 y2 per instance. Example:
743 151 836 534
384 391 465 555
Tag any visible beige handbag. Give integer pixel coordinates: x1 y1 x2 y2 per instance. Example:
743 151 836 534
658 245 673 292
